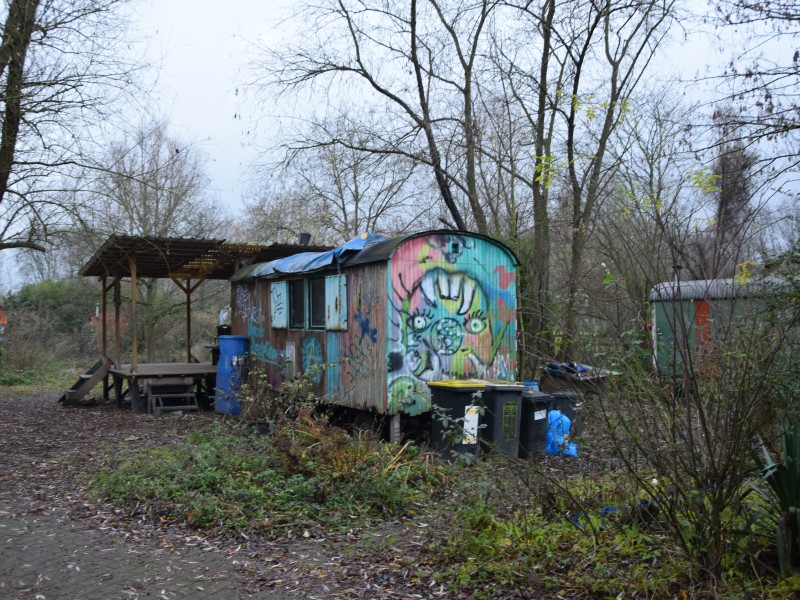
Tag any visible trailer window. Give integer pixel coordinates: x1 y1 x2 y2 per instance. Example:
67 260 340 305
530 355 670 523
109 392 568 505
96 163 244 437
289 279 305 329
308 278 325 329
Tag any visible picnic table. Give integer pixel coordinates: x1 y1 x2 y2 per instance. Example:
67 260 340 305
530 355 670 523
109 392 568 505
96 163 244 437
109 362 217 413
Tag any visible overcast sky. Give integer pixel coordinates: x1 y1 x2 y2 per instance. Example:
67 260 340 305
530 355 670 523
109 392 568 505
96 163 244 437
133 0 722 217
134 0 292 213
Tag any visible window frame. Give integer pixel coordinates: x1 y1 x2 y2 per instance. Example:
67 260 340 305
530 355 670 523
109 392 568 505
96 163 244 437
288 279 306 329
308 277 326 330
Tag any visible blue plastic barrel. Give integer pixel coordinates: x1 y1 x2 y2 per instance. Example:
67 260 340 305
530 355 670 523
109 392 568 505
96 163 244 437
215 335 249 414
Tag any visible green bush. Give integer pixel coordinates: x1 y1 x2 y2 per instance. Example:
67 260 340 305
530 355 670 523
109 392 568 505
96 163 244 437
5 278 100 362
92 419 447 532
429 460 691 597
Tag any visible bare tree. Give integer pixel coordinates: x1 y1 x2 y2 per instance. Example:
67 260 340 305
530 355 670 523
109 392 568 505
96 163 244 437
713 0 800 143
240 179 340 246
251 0 499 233
89 118 221 361
554 0 677 355
262 115 436 240
93 120 215 239
588 92 696 342
0 0 139 254
482 0 677 362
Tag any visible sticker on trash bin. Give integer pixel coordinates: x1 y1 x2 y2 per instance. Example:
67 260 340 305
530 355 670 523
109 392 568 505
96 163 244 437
463 405 480 444
534 410 547 420
502 402 518 440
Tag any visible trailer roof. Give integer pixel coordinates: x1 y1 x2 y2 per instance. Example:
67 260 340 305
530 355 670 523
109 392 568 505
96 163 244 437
649 277 786 301
345 230 519 268
232 230 520 281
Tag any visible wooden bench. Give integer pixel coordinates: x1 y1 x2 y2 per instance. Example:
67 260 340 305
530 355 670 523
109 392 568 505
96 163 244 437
145 378 198 416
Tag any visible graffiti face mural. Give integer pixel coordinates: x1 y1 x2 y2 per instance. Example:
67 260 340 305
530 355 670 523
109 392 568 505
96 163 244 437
388 234 517 414
402 268 492 380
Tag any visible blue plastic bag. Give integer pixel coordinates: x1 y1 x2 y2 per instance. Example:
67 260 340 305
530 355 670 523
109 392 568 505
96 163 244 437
546 410 578 457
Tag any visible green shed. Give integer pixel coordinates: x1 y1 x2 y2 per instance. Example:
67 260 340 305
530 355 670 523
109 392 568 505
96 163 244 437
649 277 785 377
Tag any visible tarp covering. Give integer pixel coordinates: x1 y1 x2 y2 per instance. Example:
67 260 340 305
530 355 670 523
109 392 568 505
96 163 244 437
231 230 520 281
273 232 390 274
233 232 391 280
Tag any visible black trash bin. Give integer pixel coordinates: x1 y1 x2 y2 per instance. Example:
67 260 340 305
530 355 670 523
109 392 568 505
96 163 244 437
428 380 524 460
519 390 554 458
427 380 488 461
480 382 525 457
549 390 582 437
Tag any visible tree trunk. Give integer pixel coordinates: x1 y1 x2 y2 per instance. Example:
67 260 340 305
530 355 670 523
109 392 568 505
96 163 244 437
0 0 40 210
528 0 556 366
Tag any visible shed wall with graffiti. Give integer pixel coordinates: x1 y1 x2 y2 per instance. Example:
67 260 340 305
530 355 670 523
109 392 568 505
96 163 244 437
231 231 518 417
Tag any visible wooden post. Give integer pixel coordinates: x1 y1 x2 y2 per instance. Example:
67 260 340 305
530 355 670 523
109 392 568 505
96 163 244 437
186 278 192 362
173 277 204 363
113 273 121 366
101 276 109 402
100 276 107 358
130 256 138 372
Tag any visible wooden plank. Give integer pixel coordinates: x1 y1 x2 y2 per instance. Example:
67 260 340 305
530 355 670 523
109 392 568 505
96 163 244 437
109 362 216 379
59 357 113 405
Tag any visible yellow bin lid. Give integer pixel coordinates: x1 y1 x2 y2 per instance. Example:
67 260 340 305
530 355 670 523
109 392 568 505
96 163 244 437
427 379 491 389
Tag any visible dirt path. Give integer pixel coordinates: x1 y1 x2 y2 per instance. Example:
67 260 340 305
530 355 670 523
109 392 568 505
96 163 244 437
0 392 459 599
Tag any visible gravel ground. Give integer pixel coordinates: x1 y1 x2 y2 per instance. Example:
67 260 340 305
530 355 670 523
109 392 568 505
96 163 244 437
0 391 498 599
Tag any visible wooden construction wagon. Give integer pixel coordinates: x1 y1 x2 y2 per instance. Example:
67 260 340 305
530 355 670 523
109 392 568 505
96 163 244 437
231 231 519 440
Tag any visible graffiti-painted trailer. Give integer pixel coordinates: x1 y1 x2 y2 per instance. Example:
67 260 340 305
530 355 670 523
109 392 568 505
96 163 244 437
231 231 519 440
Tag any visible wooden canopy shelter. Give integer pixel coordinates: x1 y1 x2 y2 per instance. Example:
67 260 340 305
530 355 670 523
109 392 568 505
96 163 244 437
80 234 328 370
63 235 328 410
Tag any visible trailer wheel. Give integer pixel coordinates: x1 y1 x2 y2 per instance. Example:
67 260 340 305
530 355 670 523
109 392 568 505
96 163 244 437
350 411 386 440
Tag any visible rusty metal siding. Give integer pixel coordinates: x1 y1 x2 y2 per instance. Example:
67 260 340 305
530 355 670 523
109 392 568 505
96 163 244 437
331 263 388 412
232 280 285 386
230 231 518 418
230 280 253 336
324 274 347 330
386 232 518 416
231 266 388 406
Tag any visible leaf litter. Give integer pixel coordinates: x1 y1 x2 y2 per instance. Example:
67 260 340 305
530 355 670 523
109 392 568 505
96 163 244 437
0 390 549 598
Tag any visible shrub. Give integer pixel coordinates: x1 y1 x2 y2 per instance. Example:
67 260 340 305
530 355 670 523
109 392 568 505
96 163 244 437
753 423 800 578
92 417 448 532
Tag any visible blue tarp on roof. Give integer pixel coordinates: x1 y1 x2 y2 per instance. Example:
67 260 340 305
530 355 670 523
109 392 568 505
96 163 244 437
232 230 521 282
249 261 278 278
259 232 391 277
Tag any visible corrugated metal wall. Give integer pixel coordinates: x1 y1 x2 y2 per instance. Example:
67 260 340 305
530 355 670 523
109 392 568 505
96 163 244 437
330 264 389 412
231 266 390 410
231 280 286 386
386 233 518 416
